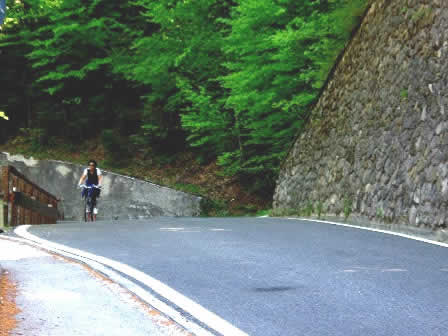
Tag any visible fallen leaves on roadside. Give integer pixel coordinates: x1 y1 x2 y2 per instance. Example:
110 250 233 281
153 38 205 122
0 270 20 336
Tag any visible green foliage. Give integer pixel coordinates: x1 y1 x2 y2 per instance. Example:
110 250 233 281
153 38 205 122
174 183 202 195
410 6 432 23
376 207 385 219
216 0 368 187
269 207 300 217
101 129 131 167
115 0 232 146
1 0 369 201
343 197 352 220
316 201 324 219
255 209 270 217
1 0 145 142
302 200 314 217
18 128 48 151
200 198 262 217
200 198 230 217
178 79 234 159
400 89 408 100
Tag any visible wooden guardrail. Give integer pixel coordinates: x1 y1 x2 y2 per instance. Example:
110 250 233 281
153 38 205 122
0 165 60 227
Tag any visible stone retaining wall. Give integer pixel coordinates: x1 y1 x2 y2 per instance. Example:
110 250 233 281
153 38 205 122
274 0 448 240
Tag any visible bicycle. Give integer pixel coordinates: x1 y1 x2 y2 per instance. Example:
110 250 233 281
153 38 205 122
79 184 101 222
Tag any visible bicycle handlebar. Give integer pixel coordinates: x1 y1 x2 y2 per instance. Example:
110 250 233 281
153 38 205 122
79 184 101 189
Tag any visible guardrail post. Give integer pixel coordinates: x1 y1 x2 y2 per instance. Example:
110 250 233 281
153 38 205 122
51 198 58 223
2 166 9 226
40 192 45 224
24 183 31 224
10 175 18 226
35 190 41 224
0 198 4 229
42 194 47 224
18 178 25 225
31 186 36 224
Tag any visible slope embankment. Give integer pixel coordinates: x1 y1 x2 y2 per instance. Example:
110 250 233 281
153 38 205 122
274 0 448 240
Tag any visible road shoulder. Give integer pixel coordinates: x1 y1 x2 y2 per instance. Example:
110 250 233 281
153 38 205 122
0 236 193 336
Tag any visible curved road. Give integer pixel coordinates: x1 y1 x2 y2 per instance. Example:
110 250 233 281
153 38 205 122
21 217 448 336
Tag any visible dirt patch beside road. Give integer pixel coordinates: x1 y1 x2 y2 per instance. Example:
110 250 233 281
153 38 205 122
0 269 20 335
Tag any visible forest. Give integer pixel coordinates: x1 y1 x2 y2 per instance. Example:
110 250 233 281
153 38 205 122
0 0 368 209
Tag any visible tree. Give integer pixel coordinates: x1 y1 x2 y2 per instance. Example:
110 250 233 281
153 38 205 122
217 0 367 192
0 0 368 197
114 0 234 153
0 0 147 143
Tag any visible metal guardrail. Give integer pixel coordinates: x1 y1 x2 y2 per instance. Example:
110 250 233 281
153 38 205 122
0 165 61 227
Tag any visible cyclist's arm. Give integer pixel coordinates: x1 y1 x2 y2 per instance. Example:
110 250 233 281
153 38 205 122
78 172 87 186
97 168 103 186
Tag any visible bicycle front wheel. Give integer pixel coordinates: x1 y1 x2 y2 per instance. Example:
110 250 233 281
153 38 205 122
83 197 88 222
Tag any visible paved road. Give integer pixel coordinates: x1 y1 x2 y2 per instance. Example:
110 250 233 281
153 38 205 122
23 217 448 336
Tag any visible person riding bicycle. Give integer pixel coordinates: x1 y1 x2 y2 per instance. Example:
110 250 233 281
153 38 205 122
78 159 103 221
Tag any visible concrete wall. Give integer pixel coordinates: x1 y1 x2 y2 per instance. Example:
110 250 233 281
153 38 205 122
0 152 202 220
274 0 448 241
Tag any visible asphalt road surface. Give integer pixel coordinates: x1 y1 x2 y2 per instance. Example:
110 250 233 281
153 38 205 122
23 217 448 336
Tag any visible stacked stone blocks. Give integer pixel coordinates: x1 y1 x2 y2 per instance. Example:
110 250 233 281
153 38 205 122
274 0 448 234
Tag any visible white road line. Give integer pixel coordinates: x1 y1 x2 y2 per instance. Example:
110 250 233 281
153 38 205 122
286 218 448 248
0 235 208 336
14 225 249 336
160 228 185 231
159 228 231 233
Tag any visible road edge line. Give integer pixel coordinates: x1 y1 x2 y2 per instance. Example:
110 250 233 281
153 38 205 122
285 217 448 248
14 225 249 336
0 234 213 336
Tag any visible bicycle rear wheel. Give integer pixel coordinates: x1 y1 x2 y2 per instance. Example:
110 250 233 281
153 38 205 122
89 197 94 221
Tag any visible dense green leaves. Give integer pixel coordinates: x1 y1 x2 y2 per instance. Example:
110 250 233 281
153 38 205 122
1 0 145 140
218 0 367 191
0 0 368 195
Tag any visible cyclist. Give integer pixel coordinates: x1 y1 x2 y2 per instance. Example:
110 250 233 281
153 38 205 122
78 159 103 221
